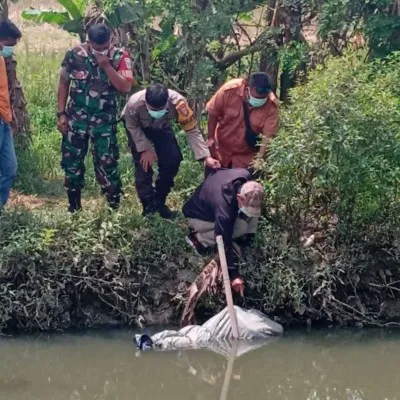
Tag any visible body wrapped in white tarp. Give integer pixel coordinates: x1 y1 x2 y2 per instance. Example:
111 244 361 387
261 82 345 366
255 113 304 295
137 306 283 358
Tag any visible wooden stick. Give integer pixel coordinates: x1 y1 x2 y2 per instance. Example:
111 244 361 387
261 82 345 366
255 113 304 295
216 235 240 339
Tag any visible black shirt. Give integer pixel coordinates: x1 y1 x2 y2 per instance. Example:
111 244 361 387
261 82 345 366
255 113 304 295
182 168 252 275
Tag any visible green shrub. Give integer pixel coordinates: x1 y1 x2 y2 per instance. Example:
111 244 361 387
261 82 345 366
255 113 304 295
265 50 400 244
4 48 400 332
0 201 206 332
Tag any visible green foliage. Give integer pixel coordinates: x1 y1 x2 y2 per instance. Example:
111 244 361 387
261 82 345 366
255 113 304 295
100 0 144 27
318 0 363 40
266 50 400 243
318 0 400 57
0 203 199 332
278 41 309 78
136 0 266 99
5 45 400 331
21 0 87 40
365 14 400 57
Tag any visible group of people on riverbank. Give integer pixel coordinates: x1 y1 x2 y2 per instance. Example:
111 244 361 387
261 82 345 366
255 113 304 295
0 21 279 295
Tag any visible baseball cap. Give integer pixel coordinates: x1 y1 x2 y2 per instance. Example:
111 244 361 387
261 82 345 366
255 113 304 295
249 72 272 96
239 181 265 217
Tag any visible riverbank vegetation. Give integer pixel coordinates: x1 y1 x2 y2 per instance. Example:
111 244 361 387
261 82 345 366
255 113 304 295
1 0 400 333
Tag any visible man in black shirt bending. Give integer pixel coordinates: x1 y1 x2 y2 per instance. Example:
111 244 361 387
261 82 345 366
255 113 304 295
183 168 264 296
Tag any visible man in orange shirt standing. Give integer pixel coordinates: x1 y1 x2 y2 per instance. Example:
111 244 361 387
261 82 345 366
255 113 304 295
0 20 21 214
206 72 279 172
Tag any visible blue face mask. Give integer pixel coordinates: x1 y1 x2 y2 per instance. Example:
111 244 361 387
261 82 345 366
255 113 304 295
248 94 267 108
0 46 14 58
148 108 168 119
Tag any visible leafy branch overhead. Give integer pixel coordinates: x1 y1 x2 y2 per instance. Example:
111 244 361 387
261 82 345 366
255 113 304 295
19 0 400 104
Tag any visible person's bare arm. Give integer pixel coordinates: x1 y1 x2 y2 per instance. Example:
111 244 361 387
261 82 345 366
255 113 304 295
207 113 219 144
258 136 273 158
258 98 279 158
57 70 70 134
205 86 225 149
57 74 70 114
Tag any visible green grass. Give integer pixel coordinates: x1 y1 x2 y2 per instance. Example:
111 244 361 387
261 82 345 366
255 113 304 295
13 48 204 209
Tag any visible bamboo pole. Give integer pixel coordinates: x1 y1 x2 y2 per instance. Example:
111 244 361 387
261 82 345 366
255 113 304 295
216 235 240 339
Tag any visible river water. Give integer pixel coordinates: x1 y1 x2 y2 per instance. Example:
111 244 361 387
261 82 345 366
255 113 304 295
0 327 399 400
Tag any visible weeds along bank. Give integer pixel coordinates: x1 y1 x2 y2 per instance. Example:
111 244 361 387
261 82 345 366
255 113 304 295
1 50 400 333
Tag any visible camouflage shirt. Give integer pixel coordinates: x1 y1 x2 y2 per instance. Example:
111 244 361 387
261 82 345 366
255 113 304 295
61 44 125 123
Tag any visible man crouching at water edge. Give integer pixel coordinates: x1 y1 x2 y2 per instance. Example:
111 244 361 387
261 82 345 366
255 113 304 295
121 83 220 219
182 168 265 296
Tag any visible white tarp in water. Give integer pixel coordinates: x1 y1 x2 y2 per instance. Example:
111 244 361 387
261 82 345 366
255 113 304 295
143 306 283 358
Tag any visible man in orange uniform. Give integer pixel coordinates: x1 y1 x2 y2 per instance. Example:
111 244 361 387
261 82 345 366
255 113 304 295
0 20 22 214
206 72 279 171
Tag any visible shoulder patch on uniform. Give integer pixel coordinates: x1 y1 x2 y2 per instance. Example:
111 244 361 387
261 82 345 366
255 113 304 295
176 100 191 118
176 100 197 131
125 57 132 70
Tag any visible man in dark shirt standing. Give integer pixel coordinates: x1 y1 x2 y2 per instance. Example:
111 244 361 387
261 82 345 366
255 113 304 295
182 168 264 296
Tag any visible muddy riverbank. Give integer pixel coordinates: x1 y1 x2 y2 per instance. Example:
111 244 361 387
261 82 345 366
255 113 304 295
1 204 400 334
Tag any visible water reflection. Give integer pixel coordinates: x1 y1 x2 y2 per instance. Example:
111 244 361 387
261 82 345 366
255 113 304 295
0 328 399 399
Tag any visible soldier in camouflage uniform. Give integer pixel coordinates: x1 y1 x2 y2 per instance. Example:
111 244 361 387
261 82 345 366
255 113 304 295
57 23 134 212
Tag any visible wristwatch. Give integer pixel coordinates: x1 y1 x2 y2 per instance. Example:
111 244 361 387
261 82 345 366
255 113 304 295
56 111 66 118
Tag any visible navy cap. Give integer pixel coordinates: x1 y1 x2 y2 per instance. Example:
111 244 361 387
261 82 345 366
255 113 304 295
249 72 272 95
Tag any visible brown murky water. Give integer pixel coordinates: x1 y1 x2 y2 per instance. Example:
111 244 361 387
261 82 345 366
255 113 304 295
0 327 399 400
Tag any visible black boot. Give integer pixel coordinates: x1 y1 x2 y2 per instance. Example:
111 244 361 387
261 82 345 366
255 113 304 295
158 204 179 219
156 194 179 219
141 197 158 218
107 193 121 211
67 190 82 213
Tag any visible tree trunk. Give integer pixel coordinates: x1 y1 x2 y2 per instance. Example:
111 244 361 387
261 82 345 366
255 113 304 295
278 2 305 102
279 66 295 103
6 57 31 145
259 0 281 94
260 50 279 93
1 0 31 145
0 0 7 20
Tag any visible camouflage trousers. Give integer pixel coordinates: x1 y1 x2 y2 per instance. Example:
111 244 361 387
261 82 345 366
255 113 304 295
60 116 121 198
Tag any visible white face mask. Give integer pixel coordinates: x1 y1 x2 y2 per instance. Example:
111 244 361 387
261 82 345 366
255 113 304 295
239 207 252 217
92 49 109 56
